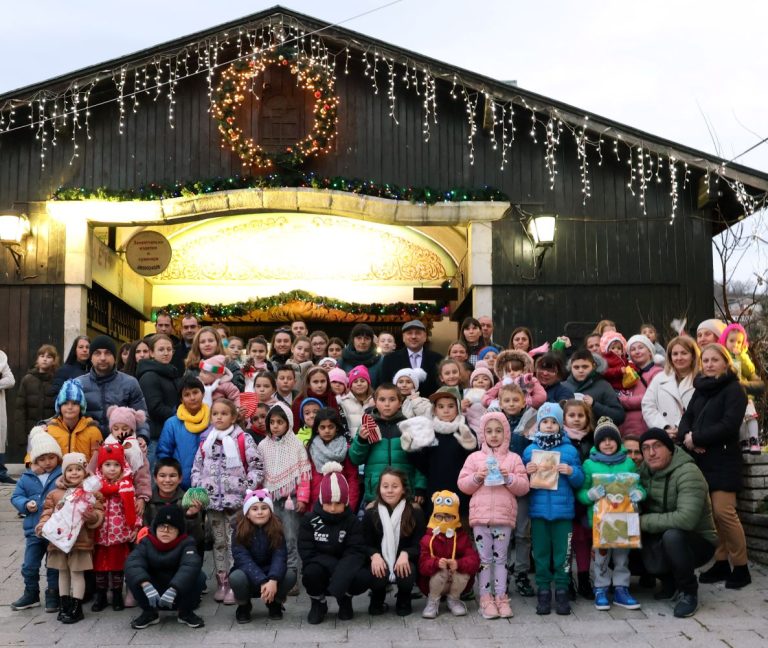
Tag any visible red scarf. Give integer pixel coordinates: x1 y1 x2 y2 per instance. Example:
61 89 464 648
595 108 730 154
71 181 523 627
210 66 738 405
147 531 189 552
100 475 137 528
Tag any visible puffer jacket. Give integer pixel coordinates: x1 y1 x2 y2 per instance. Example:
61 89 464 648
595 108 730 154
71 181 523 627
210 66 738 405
27 415 102 463
457 413 530 527
618 363 663 438
231 525 288 587
125 534 202 593
190 426 263 511
136 359 181 440
156 413 209 489
143 485 203 546
638 447 718 545
15 369 56 436
564 370 625 425
577 446 645 526
348 407 427 503
76 369 150 439
337 392 374 437
37 477 105 551
522 434 584 521
641 370 696 430
11 466 63 537
678 371 748 493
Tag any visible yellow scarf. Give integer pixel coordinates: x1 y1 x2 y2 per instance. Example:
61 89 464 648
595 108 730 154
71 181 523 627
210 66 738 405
177 404 210 433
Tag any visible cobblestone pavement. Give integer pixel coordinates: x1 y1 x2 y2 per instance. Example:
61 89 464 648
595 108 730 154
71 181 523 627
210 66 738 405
2 479 767 648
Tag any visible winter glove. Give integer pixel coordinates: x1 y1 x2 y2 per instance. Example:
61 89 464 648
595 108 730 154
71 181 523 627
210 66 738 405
629 489 644 503
142 583 160 608
159 587 177 609
587 485 606 501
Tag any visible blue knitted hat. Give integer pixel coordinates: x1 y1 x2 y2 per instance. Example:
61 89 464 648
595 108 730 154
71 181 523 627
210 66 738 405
536 402 563 430
299 397 324 424
55 379 87 414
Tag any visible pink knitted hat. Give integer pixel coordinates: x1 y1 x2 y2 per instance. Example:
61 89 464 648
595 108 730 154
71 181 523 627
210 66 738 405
470 366 494 386
328 367 349 387
347 365 371 386
319 462 349 505
599 331 627 354
719 323 748 349
107 405 146 434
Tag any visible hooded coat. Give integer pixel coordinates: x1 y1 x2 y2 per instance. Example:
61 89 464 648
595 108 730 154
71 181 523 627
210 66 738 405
15 368 56 436
457 412 530 528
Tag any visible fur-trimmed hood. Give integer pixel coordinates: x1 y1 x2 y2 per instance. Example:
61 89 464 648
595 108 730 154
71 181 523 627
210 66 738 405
494 349 533 379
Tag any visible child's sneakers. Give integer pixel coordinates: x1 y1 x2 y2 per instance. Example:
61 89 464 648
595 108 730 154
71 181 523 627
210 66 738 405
515 571 535 597
446 597 467 616
594 587 611 611
422 596 440 619
11 589 40 610
494 594 514 618
613 586 641 610
479 594 499 619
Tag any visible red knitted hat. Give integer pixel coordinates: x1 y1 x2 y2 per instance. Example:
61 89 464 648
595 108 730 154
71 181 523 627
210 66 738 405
319 462 349 505
97 442 126 468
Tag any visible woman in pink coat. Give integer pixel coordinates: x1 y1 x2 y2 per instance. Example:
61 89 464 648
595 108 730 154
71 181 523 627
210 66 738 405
618 335 663 438
457 412 529 619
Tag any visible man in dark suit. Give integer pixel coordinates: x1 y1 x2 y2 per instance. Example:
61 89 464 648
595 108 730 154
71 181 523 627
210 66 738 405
378 320 443 397
171 315 200 373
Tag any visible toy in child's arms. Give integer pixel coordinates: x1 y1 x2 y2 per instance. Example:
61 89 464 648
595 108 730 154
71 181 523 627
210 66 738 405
182 487 210 510
41 475 102 554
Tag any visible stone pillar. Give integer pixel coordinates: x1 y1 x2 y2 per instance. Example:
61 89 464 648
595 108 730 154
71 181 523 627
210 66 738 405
738 453 768 565
467 221 493 318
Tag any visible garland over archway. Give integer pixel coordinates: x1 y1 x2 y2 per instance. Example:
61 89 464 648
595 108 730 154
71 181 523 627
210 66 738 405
212 47 339 169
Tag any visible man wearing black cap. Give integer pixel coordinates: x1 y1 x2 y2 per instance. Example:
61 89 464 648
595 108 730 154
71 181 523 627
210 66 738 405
378 320 442 397
76 335 150 439
637 428 718 618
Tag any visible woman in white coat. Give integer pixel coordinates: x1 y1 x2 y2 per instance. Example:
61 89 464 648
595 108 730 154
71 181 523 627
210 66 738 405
0 349 17 483
641 336 701 442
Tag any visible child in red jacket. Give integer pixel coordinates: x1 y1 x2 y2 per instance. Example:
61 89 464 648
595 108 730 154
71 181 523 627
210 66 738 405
418 490 480 619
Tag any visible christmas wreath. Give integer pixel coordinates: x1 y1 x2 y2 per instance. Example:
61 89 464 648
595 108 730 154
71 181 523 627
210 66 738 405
212 48 339 169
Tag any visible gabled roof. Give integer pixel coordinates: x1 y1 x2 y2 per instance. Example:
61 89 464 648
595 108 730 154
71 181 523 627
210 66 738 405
2 5 767 205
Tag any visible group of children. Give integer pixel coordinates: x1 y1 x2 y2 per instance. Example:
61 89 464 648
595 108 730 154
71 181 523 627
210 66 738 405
11 316 759 629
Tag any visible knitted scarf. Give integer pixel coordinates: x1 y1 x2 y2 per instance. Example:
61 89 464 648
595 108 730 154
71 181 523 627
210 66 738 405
202 379 219 407
433 416 477 451
378 500 405 583
177 404 209 433
564 425 590 441
202 425 242 469
591 449 627 465
147 532 188 552
259 431 312 500
308 435 349 473
100 473 137 528
533 430 563 451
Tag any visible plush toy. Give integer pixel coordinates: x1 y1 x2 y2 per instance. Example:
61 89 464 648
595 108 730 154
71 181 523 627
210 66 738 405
399 415 436 451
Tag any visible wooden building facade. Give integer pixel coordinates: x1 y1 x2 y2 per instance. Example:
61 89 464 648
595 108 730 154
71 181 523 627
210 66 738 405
1 6 767 457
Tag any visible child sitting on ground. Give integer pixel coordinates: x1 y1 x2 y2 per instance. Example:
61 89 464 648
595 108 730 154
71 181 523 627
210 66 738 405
418 490 480 619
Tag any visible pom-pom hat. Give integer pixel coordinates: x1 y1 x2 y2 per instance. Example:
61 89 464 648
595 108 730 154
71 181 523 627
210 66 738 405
55 379 87 414
319 461 349 505
243 488 274 515
107 405 146 434
28 426 62 462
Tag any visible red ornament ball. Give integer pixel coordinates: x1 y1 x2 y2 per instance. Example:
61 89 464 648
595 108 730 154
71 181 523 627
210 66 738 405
314 91 322 99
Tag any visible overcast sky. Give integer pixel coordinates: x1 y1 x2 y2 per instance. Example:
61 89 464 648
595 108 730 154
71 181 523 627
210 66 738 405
2 0 766 280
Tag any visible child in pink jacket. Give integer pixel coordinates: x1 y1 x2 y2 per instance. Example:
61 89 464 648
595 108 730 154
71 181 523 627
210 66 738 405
458 412 529 620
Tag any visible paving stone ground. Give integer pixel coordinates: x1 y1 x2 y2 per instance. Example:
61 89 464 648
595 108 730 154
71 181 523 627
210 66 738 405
2 478 767 648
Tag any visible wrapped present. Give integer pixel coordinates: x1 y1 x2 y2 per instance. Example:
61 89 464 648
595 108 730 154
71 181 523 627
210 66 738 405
42 475 101 554
592 472 641 549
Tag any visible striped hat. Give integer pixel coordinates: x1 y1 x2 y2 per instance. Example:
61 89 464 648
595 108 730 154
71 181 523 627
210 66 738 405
55 379 87 414
319 462 349 505
199 355 226 374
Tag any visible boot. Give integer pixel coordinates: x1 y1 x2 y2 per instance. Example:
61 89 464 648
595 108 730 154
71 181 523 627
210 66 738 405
307 597 328 625
725 565 752 589
577 571 593 600
91 589 108 612
368 589 388 615
337 594 354 621
395 589 412 616
57 595 72 622
61 598 84 624
44 588 60 613
698 560 731 584
267 601 283 620
535 589 551 615
554 588 571 615
11 589 40 611
222 575 236 605
214 572 227 603
111 588 124 611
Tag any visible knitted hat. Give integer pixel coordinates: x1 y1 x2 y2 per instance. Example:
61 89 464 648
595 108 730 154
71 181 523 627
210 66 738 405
626 335 655 360
640 427 675 453
97 443 126 468
55 379 87 414
28 426 62 463
62 452 88 473
347 364 371 386
243 488 274 515
697 319 727 338
319 461 350 505
470 366 494 386
299 397 323 424
393 367 427 391
719 323 748 349
536 402 564 429
599 331 627 354
593 416 622 449
89 334 117 358
328 367 349 387
428 385 462 404
477 345 501 360
199 354 226 374
151 505 186 534
427 490 461 537
318 357 337 367
107 405 146 434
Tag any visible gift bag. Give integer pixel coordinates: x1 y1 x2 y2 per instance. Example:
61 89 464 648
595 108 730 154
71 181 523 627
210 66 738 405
42 476 101 554
591 472 641 549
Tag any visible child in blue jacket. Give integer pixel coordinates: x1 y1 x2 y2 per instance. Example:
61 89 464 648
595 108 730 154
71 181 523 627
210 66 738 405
523 403 584 617
11 428 63 612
